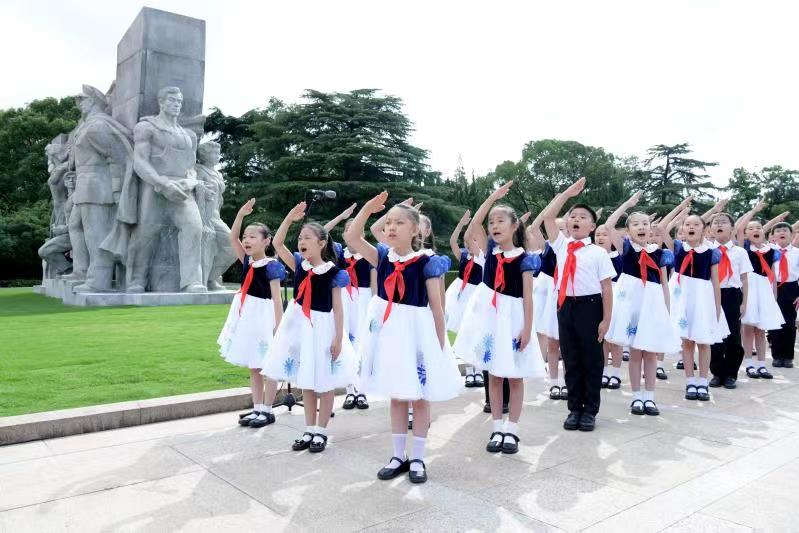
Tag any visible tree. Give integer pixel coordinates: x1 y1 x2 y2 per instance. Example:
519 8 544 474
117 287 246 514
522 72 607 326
634 143 718 214
725 167 765 216
760 166 799 219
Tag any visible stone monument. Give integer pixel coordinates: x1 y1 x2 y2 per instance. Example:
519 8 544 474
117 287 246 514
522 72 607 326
38 8 236 306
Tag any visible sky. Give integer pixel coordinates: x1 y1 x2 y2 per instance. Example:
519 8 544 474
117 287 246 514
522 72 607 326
2 0 797 187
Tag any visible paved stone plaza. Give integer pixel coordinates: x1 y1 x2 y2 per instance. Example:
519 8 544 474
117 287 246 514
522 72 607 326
2 357 798 532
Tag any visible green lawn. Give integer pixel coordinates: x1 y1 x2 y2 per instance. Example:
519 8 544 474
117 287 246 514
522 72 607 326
0 287 246 417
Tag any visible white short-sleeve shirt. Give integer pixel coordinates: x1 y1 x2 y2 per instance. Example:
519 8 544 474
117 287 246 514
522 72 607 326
552 233 617 297
774 244 799 283
713 240 753 289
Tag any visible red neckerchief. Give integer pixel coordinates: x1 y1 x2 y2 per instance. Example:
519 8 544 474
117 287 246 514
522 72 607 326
755 250 775 284
344 256 359 299
638 249 658 285
718 245 732 284
557 241 585 309
238 262 256 316
492 253 514 308
460 257 475 293
678 249 694 284
295 270 315 322
779 248 789 286
383 255 423 323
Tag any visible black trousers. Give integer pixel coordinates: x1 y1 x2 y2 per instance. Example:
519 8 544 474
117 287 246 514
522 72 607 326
772 282 799 361
557 294 605 415
710 288 744 380
483 371 510 405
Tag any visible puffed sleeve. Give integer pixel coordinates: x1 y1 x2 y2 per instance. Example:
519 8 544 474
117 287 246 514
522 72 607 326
293 252 304 272
674 240 684 256
520 252 542 274
376 243 390 266
266 260 287 281
710 248 722 265
332 269 350 288
442 255 452 273
423 255 449 279
333 241 344 260
773 249 782 263
659 249 675 269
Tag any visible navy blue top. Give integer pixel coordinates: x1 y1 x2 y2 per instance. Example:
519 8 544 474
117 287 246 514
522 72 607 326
674 240 721 281
292 253 350 312
375 244 448 307
458 248 483 286
539 242 557 278
743 241 780 278
482 239 541 298
335 244 372 288
609 250 623 282
619 240 674 284
241 256 286 299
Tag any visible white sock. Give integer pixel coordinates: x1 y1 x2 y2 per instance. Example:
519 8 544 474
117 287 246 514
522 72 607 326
698 377 708 387
557 376 565 388
346 385 356 395
757 360 766 369
409 436 426 472
632 390 642 401
389 433 407 467
312 426 327 444
262 404 273 414
504 421 519 436
744 358 754 368
466 366 475 376
686 377 696 386
301 426 314 442
491 419 504 443
610 366 620 379
643 390 655 402
243 411 258 420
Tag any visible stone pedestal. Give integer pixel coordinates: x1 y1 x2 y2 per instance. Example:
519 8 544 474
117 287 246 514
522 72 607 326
112 7 205 132
41 277 236 307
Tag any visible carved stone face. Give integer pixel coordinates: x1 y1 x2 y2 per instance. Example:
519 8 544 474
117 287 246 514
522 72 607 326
76 96 93 118
159 90 183 118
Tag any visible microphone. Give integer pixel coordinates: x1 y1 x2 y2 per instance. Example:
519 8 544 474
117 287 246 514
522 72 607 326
309 189 336 199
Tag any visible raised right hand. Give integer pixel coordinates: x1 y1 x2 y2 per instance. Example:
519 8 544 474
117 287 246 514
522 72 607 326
238 198 256 216
364 191 389 215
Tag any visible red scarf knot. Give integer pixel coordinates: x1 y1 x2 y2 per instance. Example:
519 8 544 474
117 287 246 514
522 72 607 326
557 241 585 309
460 257 475 293
383 255 423 323
638 249 658 285
296 270 316 322
718 246 732 284
678 249 695 285
345 256 359 298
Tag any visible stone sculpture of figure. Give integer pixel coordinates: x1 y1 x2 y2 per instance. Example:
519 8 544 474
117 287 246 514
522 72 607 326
38 142 76 276
122 86 205 293
69 85 134 293
195 141 236 290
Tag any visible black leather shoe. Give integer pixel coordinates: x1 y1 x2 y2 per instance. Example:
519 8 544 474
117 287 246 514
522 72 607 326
643 400 660 416
408 459 428 484
630 399 645 416
709 376 722 388
676 360 685 370
377 457 409 480
578 413 596 431
502 404 509 414
292 433 314 451
723 377 737 389
355 394 369 409
696 385 710 401
549 386 561 400
342 394 357 409
757 367 773 379
685 385 698 400
784 360 795 368
772 359 784 368
309 434 328 453
483 402 491 413
563 411 581 430
656 367 668 380
248 411 275 428
486 432 504 453
501 433 520 454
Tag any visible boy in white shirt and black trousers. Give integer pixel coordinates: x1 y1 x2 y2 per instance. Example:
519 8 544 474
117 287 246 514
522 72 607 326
543 178 616 432
709 213 752 388
771 222 799 369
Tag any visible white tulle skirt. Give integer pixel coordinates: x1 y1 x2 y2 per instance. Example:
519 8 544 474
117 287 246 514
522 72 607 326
261 300 357 393
453 283 545 378
217 294 276 369
605 273 681 353
534 273 560 340
357 298 462 402
742 273 785 331
669 275 730 345
342 286 373 349
445 278 479 332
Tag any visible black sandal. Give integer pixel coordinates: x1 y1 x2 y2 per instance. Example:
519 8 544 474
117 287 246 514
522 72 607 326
377 457 409 480
292 432 314 451
309 434 328 453
355 393 369 409
342 394 357 409
757 367 773 380
473 373 485 387
656 367 668 380
746 366 759 378
685 384 698 400
559 386 569 400
465 374 476 388
501 433 520 454
248 411 275 428
696 385 710 402
486 432 505 453
676 360 685 370
643 400 660 416
238 411 257 426
601 375 610 388
408 459 428 484
549 386 561 400
607 376 621 390
630 399 645 415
